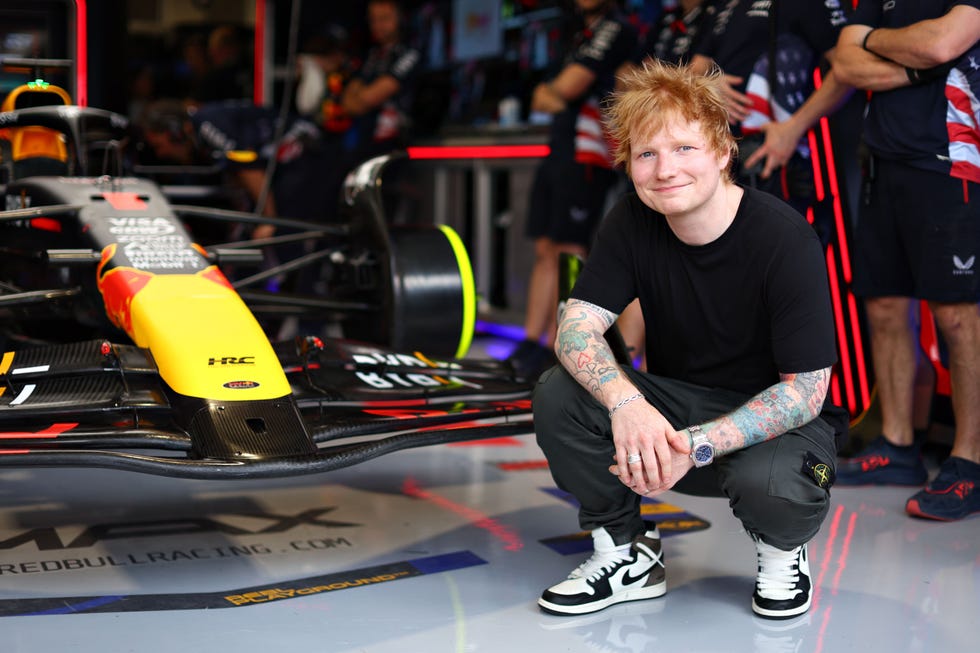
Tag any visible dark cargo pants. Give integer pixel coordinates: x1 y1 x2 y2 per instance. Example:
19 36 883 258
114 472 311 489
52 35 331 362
533 366 837 550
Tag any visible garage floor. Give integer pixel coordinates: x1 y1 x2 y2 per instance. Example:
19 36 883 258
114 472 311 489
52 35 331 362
1 334 977 653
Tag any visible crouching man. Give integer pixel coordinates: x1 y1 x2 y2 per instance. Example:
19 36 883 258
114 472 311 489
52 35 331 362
534 60 840 620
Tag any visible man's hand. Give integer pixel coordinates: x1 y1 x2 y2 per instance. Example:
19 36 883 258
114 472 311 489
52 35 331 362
252 224 276 241
608 400 693 494
720 74 753 124
741 67 854 178
554 299 696 494
742 120 803 180
531 62 595 114
531 82 567 114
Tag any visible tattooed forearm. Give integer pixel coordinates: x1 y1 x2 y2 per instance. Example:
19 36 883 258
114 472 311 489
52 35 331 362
705 367 831 454
556 300 623 397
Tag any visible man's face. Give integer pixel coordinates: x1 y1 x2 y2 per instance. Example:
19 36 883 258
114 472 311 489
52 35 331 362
575 0 607 15
368 2 400 46
628 117 729 219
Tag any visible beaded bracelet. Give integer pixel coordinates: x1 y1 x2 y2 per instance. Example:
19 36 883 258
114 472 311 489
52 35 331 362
608 392 645 419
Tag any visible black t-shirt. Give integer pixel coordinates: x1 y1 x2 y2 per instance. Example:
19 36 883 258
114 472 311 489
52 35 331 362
641 0 713 65
191 101 279 171
694 0 845 87
548 11 638 162
351 42 422 146
571 186 837 395
190 101 330 220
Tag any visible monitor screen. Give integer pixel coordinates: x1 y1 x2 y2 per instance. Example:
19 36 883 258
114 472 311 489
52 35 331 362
453 0 503 62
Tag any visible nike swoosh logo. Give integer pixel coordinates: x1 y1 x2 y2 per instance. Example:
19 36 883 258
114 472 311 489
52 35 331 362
621 564 654 586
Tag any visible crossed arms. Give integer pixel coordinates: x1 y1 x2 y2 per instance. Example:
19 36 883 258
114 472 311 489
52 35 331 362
833 4 980 91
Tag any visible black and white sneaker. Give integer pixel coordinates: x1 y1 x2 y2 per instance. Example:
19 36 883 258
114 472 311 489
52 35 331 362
538 525 666 615
751 535 812 619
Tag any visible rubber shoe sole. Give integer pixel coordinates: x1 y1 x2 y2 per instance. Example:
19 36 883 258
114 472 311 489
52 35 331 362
905 458 980 521
538 581 666 615
752 590 812 620
538 530 666 615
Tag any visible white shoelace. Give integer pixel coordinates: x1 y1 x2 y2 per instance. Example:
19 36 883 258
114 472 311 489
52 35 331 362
568 547 632 581
756 543 803 599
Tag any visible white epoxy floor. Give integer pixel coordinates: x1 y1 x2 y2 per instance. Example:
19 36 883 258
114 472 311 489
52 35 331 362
1 335 977 653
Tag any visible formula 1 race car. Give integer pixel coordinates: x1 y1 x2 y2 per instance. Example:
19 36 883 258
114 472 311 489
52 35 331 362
0 98 534 479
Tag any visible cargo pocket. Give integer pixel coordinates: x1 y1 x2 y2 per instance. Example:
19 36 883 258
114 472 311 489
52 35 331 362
768 418 837 505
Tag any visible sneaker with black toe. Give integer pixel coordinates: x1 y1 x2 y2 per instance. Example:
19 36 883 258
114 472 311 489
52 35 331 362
539 525 666 615
836 435 928 486
906 456 980 521
751 535 812 620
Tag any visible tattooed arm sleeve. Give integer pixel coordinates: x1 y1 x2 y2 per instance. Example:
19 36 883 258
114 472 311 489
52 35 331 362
698 367 833 455
555 299 634 405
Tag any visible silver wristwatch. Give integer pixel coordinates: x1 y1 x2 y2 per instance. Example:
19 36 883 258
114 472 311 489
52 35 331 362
688 424 714 467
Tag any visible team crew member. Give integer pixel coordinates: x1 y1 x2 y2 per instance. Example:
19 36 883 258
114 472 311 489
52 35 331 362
689 0 847 214
341 0 421 162
138 100 332 240
831 1 980 521
641 0 713 67
533 61 839 619
294 28 356 222
510 0 637 379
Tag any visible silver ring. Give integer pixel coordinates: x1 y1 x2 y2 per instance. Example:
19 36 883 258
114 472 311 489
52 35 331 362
627 453 642 464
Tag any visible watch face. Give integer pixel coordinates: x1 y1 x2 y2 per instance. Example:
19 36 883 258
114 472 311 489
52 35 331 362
693 443 713 465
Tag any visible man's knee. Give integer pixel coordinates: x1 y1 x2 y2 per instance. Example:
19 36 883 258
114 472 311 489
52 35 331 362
532 366 581 422
732 487 829 549
533 366 598 448
723 434 834 548
928 301 980 342
865 296 914 331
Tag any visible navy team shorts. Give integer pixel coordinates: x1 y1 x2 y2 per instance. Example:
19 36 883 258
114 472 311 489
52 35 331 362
853 157 980 303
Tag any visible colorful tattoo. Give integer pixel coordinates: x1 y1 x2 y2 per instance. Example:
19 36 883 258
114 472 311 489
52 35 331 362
710 368 831 454
556 300 621 397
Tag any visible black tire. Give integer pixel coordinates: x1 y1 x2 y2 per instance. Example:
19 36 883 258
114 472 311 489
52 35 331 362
342 224 475 359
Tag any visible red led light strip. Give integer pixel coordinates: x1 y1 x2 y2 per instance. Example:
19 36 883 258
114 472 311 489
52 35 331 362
816 114 870 408
826 245 857 414
407 145 550 160
848 291 871 405
808 130 826 202
819 115 853 283
74 0 87 106
812 68 872 414
254 0 266 105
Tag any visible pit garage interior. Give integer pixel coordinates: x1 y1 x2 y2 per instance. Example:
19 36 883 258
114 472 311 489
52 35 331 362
0 2 977 653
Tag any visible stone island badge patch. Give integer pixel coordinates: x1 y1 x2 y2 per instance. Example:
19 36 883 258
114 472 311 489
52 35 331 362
802 451 835 489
